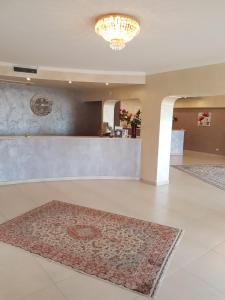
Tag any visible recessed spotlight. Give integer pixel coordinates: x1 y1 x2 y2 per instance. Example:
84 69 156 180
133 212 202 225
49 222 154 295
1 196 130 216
26 77 31 81
68 80 72 84
105 82 109 86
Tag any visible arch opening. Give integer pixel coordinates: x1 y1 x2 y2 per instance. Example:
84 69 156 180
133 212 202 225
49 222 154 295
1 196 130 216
156 95 225 185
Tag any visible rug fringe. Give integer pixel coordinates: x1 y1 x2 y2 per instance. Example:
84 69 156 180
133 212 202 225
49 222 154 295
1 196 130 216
149 229 184 298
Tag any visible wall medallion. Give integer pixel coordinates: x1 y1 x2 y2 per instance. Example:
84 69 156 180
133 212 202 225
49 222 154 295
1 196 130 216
30 95 53 116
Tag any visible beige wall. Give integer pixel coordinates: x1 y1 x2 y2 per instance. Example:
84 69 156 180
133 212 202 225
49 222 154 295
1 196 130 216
141 63 225 184
82 63 225 184
175 96 225 108
173 108 225 155
120 99 141 115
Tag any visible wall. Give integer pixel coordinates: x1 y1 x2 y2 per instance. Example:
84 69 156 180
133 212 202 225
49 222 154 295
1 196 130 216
175 95 225 108
83 62 225 184
173 108 225 155
0 62 146 85
141 63 225 184
120 99 141 115
0 83 101 136
3 62 225 184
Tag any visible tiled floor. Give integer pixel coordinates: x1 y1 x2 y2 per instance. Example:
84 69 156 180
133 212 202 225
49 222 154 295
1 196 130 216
1 151 225 299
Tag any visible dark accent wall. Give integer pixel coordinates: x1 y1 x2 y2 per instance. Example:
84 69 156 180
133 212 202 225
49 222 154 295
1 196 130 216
0 83 102 136
173 108 225 155
114 101 121 127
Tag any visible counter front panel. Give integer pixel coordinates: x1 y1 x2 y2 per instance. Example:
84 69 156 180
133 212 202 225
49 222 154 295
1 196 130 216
0 136 141 183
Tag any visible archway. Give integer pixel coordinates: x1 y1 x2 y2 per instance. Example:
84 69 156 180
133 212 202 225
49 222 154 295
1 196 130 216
154 94 225 185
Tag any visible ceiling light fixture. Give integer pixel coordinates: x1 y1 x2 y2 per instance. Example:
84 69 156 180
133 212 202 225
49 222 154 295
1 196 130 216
95 13 140 51
26 77 31 81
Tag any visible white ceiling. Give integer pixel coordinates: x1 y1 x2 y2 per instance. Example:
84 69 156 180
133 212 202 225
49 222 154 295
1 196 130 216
1 0 225 74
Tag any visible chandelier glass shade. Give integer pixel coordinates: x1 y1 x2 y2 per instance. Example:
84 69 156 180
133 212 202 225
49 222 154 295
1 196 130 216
95 14 140 51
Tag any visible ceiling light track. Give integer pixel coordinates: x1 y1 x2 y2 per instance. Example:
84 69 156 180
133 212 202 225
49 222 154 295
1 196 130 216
0 79 34 85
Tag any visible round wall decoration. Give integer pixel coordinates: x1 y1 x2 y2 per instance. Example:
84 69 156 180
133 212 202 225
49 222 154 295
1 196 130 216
30 95 53 116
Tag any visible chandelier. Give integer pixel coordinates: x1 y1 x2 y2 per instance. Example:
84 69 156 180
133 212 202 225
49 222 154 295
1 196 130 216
95 14 140 51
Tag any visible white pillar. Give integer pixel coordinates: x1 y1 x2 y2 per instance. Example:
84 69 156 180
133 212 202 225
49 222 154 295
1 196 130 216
141 96 178 185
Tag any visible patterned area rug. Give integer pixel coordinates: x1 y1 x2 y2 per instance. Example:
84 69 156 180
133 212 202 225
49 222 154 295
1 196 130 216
0 200 182 297
174 164 225 191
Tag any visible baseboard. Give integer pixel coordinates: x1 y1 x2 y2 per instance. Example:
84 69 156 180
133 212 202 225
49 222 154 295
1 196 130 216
184 150 225 158
0 176 140 186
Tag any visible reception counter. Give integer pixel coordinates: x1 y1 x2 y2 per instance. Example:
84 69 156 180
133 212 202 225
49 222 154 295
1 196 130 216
0 136 141 183
171 130 185 155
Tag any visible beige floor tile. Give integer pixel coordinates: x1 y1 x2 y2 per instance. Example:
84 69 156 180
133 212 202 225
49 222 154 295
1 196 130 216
56 272 137 300
164 234 210 278
184 251 225 294
0 185 38 220
0 243 53 300
214 241 225 257
202 210 225 231
171 150 225 165
144 269 225 300
168 235 210 268
0 213 6 224
164 260 182 278
181 218 225 249
20 285 66 300
17 181 66 205
34 256 75 283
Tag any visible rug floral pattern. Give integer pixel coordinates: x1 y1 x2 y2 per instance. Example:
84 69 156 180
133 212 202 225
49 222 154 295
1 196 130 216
174 164 225 191
0 200 182 296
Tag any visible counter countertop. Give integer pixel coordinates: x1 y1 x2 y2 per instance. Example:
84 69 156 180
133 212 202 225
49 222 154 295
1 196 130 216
0 135 141 141
0 130 184 140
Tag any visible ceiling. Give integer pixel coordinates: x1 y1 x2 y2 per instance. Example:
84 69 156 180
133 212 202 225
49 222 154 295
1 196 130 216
1 0 225 75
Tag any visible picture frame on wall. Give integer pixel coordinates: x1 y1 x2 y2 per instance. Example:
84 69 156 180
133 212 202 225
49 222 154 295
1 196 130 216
197 112 212 127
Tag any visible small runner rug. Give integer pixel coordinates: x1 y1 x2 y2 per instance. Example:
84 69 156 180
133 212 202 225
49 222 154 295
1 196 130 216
174 164 225 191
0 200 182 297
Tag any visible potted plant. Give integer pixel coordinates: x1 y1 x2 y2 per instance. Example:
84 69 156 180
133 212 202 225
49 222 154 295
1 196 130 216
119 109 132 128
130 109 141 138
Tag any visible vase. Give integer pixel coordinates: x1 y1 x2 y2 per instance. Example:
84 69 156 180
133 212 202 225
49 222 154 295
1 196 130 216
131 123 137 138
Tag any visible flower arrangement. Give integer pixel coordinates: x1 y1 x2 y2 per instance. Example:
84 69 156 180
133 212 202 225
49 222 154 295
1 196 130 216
119 109 141 127
119 109 132 126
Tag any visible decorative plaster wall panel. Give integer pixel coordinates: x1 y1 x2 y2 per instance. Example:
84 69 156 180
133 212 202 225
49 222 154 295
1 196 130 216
0 83 101 136
0 136 141 182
